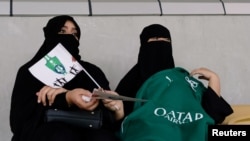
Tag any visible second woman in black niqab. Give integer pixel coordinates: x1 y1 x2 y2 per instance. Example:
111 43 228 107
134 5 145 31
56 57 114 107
115 24 233 126
116 24 175 117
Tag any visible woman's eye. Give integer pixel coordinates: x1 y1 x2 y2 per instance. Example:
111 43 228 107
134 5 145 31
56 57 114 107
58 29 66 34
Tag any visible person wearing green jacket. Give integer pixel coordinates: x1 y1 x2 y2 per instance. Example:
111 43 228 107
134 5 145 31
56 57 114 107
115 24 233 141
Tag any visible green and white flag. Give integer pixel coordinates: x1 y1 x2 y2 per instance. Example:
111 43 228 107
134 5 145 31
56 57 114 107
29 43 83 88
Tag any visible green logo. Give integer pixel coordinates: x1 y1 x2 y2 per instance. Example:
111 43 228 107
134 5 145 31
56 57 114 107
44 55 67 75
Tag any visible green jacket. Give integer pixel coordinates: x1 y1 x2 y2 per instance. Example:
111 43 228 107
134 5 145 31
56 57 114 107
120 67 215 141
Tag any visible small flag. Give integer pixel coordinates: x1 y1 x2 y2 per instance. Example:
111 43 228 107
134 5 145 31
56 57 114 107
29 43 83 88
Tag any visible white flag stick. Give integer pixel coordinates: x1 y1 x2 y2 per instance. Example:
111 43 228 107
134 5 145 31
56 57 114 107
79 65 101 89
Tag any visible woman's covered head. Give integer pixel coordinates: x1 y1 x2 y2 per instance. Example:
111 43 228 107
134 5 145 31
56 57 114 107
140 24 171 46
43 15 81 40
31 15 82 63
138 24 174 81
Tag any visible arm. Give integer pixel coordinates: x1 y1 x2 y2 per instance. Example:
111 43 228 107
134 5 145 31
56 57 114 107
36 86 100 111
202 87 233 123
190 67 233 123
190 67 220 96
36 62 123 120
36 62 109 110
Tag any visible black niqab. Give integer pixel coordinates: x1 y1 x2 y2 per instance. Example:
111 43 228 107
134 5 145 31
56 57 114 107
138 41 174 82
115 24 175 116
138 24 175 82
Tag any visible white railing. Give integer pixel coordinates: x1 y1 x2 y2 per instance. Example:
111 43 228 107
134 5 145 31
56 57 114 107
1 0 250 16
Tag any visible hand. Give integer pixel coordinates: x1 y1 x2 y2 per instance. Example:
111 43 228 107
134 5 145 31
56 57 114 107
190 67 220 96
66 88 99 111
101 90 124 120
36 86 68 106
190 67 216 81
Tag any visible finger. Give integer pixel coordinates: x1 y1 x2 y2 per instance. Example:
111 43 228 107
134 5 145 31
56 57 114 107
191 71 204 77
103 98 116 105
83 99 99 111
75 95 94 109
47 89 56 106
82 95 92 103
105 101 117 110
113 105 120 111
36 86 47 103
102 98 112 103
36 92 42 104
50 94 57 106
38 90 47 106
40 86 51 106
190 69 199 76
107 103 120 111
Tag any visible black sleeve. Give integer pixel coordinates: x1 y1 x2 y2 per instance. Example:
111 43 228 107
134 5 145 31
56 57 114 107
10 66 45 138
115 66 142 118
49 93 70 109
202 87 234 124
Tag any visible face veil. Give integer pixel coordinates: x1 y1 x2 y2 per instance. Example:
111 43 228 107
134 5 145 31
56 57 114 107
138 24 175 81
30 16 82 64
138 41 175 81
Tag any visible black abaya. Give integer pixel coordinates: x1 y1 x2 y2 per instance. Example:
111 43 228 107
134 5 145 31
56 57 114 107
10 15 119 141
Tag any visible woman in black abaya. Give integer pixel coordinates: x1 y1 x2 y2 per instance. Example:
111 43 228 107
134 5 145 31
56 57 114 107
115 24 233 125
10 15 123 141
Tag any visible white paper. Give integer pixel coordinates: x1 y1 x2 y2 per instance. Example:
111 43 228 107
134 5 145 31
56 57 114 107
29 43 83 88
